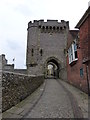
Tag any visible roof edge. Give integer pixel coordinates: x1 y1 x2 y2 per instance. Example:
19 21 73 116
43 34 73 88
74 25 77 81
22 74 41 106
75 6 90 29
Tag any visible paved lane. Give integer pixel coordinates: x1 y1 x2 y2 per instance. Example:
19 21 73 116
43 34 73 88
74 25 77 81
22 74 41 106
3 78 87 119
26 79 74 118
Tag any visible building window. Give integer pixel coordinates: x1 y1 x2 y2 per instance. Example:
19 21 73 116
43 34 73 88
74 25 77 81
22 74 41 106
57 27 59 31
42 26 45 30
53 26 55 30
68 41 78 64
39 25 41 28
60 27 62 30
50 26 52 30
40 49 43 56
46 26 48 30
68 46 73 64
74 42 78 59
64 26 66 29
80 68 83 77
31 48 34 56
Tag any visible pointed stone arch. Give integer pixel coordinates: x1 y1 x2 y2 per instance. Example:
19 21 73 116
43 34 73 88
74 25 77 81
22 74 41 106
44 56 61 78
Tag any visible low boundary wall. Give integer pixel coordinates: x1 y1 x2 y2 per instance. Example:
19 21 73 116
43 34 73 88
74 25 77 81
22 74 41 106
2 71 44 112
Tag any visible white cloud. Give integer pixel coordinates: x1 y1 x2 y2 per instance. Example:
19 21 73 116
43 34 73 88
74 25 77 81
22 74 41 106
0 0 89 68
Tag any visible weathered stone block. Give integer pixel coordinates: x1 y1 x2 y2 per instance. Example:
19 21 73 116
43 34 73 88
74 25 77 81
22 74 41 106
2 72 44 112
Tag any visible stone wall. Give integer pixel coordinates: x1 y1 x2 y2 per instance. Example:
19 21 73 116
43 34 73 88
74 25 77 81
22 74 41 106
2 71 44 112
4 64 14 72
0 71 2 119
0 55 2 119
26 20 69 80
14 69 27 74
0 54 14 72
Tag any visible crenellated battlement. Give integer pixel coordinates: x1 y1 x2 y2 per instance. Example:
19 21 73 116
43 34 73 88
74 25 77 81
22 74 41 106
28 19 69 30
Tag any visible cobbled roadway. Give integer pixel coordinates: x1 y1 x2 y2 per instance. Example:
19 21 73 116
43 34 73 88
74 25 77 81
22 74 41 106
25 79 75 118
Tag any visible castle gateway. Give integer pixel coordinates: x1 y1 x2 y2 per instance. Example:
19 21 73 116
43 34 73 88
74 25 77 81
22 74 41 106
26 20 69 80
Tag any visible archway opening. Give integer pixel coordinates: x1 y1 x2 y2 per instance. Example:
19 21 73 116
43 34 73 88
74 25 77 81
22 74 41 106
45 58 60 79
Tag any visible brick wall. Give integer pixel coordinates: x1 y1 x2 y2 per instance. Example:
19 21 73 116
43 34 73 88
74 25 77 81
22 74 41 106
67 50 88 93
88 15 90 60
2 71 44 112
79 17 89 62
67 8 90 93
88 62 90 82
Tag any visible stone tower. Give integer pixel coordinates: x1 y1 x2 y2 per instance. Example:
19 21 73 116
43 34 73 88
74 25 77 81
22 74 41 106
26 20 69 80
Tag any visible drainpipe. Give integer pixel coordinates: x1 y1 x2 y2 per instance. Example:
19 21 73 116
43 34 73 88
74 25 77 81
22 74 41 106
86 65 90 96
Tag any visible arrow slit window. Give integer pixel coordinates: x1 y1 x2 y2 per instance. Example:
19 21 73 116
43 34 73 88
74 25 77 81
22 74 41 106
31 48 34 56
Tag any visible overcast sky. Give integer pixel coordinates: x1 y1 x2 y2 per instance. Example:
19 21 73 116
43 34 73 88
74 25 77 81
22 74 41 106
0 0 89 68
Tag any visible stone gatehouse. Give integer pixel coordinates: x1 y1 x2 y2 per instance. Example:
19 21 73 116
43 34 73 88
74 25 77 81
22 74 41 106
26 20 69 80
